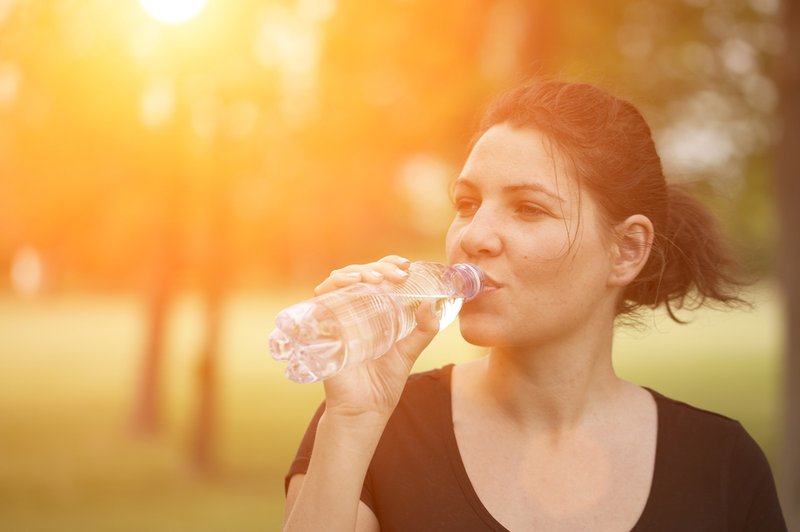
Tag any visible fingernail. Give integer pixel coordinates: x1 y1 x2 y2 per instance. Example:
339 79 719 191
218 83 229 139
395 268 409 277
369 271 384 279
344 272 361 278
398 257 411 264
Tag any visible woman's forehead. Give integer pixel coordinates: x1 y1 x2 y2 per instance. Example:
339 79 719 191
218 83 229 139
459 124 577 198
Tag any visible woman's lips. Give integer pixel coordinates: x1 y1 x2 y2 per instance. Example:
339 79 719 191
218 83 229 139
477 274 501 295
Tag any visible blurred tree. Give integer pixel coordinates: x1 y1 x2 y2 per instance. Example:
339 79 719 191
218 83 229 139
189 135 230 472
131 120 183 437
776 0 799 526
129 3 279 471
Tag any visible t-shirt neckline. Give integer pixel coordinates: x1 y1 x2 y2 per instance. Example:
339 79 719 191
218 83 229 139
437 363 663 532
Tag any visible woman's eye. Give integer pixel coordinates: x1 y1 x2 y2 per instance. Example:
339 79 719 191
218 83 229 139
454 198 479 216
517 203 546 217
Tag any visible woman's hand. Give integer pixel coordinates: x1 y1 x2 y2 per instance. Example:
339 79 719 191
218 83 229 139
313 255 440 423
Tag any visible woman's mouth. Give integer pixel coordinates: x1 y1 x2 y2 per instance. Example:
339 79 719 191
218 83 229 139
478 274 501 294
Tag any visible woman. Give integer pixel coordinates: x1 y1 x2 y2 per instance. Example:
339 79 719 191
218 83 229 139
282 80 787 531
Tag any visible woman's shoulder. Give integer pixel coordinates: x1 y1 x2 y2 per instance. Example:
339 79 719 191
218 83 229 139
645 387 767 466
395 364 454 407
377 365 455 449
406 363 454 384
642 388 785 529
646 388 741 428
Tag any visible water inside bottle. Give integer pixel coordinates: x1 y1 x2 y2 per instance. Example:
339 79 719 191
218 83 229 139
270 292 464 383
405 293 464 332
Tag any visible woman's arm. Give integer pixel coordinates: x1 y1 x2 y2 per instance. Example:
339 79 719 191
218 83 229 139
283 414 384 531
286 475 380 531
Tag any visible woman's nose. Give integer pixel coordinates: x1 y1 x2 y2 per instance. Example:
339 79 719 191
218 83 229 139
458 207 502 257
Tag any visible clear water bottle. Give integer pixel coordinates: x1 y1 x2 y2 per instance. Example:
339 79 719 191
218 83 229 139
269 261 484 383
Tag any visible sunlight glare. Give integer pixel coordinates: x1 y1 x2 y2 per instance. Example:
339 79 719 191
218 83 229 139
139 0 207 25
10 246 44 297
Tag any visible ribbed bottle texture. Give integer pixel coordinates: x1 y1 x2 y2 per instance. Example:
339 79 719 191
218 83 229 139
269 262 483 383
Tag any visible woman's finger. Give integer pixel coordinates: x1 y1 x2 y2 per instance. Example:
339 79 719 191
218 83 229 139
314 269 363 295
378 255 412 269
313 258 411 296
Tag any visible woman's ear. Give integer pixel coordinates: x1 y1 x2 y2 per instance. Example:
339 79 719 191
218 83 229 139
608 214 654 287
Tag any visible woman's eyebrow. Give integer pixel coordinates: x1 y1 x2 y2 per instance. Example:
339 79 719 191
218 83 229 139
503 183 565 204
454 178 564 204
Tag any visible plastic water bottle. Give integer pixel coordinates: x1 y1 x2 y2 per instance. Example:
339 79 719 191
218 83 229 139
269 261 484 383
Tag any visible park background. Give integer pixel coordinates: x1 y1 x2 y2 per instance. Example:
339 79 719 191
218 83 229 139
0 0 797 530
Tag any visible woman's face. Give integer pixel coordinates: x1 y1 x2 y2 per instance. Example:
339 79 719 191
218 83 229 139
446 123 618 349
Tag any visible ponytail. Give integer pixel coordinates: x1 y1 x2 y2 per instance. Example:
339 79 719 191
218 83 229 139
621 185 749 322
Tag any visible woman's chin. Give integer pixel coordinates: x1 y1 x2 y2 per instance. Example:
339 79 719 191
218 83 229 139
457 320 505 347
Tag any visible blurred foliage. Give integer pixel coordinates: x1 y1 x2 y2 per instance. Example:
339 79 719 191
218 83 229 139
0 0 783 293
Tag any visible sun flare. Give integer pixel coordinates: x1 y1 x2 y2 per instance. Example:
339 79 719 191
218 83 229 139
139 0 207 25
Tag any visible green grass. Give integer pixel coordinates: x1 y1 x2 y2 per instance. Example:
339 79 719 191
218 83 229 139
0 285 785 531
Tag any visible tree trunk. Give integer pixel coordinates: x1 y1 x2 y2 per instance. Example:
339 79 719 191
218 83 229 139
190 280 223 473
131 223 178 435
189 151 230 474
776 0 800 528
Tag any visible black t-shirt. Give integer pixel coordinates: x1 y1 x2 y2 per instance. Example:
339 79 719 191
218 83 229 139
286 365 787 531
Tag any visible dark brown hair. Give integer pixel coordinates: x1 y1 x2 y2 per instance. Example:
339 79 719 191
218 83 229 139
476 79 747 322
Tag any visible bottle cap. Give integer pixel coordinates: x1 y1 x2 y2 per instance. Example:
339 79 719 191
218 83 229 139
450 263 484 301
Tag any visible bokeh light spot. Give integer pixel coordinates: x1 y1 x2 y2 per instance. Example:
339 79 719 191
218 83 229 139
10 246 44 298
138 0 207 25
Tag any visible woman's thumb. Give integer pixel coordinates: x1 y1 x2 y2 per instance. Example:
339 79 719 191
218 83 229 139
393 301 439 368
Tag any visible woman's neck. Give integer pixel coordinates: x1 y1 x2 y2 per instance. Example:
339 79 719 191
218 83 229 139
474 323 623 435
